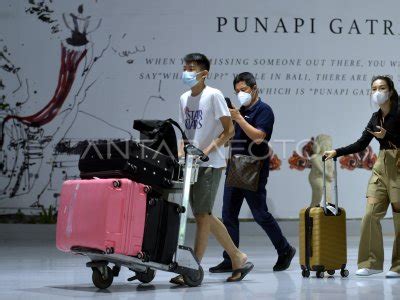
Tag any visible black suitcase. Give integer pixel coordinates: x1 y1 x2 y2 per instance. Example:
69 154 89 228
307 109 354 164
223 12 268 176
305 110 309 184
141 191 180 264
78 140 178 188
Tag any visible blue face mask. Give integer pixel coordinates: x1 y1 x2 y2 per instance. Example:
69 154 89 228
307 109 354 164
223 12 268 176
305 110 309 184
182 71 200 88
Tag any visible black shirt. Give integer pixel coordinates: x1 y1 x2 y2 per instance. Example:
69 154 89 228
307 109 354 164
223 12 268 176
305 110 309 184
230 99 274 177
231 99 274 157
335 99 400 157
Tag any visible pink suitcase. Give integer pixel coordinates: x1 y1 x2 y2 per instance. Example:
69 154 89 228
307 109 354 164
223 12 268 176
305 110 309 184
56 178 148 256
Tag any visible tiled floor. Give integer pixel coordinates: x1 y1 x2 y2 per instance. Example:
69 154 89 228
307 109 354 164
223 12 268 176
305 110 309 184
1 233 399 300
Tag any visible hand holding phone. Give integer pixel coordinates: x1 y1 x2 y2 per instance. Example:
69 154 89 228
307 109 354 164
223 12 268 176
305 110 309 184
365 126 376 134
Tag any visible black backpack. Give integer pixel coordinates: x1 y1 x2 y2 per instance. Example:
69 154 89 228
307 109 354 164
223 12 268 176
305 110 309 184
133 118 188 161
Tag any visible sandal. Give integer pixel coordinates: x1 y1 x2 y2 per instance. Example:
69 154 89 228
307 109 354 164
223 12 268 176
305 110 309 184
227 262 254 282
170 275 185 285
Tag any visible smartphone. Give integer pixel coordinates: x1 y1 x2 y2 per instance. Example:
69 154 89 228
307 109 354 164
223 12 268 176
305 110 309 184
365 126 378 132
225 97 233 109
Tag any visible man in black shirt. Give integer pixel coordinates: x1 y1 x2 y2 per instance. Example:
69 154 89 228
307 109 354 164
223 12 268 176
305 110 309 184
210 72 296 273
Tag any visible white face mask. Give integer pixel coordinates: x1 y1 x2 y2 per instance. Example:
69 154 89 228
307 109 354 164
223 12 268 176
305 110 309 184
182 71 200 88
371 91 390 105
237 91 252 107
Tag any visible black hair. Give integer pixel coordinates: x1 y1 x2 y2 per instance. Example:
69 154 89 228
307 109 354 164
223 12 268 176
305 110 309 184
371 75 399 104
233 72 257 89
183 53 210 71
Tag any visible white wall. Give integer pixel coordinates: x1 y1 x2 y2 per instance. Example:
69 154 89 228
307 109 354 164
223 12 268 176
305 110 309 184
0 0 398 218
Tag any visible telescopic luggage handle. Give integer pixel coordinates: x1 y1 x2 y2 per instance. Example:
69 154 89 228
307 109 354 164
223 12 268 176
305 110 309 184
322 155 339 215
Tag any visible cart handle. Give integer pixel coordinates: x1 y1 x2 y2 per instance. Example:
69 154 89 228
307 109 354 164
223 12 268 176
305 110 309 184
184 144 209 162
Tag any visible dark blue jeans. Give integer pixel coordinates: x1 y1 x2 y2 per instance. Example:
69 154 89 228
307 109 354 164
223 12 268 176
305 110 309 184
222 172 290 264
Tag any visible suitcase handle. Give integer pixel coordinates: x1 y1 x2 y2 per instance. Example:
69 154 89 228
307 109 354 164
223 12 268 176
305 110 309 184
322 156 339 215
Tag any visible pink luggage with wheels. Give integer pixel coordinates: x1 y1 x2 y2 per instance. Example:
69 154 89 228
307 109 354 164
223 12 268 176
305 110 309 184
56 178 147 255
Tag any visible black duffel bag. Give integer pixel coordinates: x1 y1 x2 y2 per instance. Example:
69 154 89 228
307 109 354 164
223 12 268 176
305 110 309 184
133 118 189 160
78 140 178 188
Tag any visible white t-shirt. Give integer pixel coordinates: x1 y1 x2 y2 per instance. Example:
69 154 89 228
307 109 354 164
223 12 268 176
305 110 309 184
179 86 231 168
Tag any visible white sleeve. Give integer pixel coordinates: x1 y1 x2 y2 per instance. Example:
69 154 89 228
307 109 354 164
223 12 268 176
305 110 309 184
213 90 230 120
178 97 185 126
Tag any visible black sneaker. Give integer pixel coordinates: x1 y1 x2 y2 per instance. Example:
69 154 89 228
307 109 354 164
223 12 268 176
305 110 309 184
273 246 296 271
209 261 233 273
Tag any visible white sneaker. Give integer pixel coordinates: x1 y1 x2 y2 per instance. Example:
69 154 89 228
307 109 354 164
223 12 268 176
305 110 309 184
386 271 400 278
356 268 383 276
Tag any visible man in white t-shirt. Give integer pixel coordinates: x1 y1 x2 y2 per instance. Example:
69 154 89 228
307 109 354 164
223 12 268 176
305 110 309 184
170 53 254 284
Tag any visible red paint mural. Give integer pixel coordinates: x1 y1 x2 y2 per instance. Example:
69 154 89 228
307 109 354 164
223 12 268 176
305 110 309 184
1 44 86 138
339 146 377 171
288 138 314 171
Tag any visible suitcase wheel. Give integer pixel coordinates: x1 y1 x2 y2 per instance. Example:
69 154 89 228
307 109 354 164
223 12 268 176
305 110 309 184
316 271 324 279
177 206 186 214
92 266 113 289
327 270 335 276
340 269 349 278
301 269 310 278
168 262 178 271
106 247 114 254
137 252 149 262
112 180 121 188
112 265 121 277
143 186 151 194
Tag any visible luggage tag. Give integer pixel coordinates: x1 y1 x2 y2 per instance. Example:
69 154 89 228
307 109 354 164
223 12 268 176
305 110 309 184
326 204 338 215
319 199 338 216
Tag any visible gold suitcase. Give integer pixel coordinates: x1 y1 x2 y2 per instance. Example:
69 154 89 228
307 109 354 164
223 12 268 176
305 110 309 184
299 157 348 278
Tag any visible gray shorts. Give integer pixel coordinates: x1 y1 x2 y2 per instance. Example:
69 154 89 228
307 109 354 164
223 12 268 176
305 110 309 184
189 167 223 215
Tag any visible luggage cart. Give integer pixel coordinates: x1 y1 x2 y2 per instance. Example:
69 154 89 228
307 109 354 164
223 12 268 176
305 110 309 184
69 144 208 288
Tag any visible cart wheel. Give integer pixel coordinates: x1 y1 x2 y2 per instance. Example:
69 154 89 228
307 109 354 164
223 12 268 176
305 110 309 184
183 266 204 287
302 269 310 278
340 269 349 278
136 269 156 284
92 266 113 289
316 271 324 279
327 270 335 276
